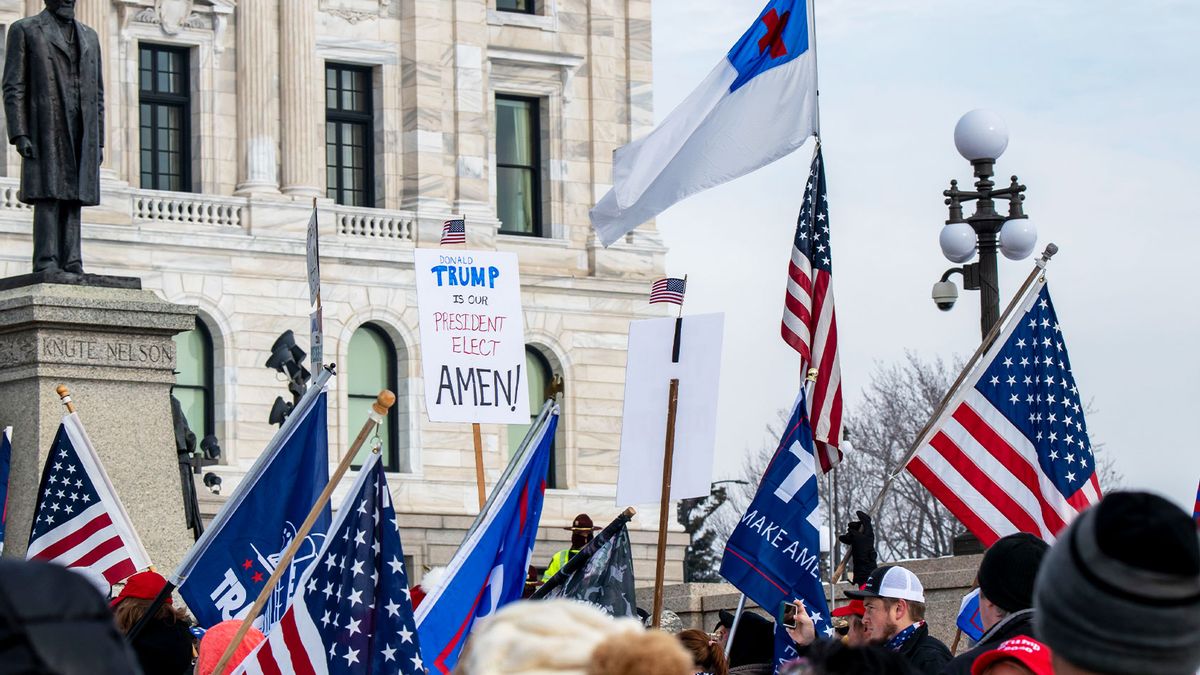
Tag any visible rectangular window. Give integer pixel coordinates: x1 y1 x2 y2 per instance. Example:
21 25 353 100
497 0 536 14
138 44 191 192
495 95 542 236
325 63 375 207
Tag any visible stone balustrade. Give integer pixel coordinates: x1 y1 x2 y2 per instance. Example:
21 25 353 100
331 203 416 243
132 189 247 229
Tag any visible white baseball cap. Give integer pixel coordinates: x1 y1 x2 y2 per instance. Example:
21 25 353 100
844 565 926 603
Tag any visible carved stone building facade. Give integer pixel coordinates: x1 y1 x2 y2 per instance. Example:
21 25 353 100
0 0 685 582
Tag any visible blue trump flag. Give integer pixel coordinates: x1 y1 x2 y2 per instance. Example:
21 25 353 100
721 389 832 669
0 426 10 554
170 369 332 631
415 401 558 674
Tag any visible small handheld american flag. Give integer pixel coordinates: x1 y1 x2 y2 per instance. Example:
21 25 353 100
26 414 150 584
440 217 466 245
649 277 686 306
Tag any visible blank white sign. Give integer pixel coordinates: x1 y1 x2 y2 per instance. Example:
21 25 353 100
616 313 724 506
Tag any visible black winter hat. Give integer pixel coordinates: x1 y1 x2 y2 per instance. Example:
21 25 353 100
1035 491 1200 675
977 532 1049 613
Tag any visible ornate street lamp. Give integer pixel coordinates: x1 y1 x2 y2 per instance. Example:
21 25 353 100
931 110 1038 338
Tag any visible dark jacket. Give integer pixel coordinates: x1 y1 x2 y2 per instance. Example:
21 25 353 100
128 617 196 675
3 10 104 204
939 609 1036 675
896 622 953 675
0 559 143 674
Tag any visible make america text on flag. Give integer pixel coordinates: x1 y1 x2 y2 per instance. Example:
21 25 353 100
907 281 1101 545
781 146 843 472
720 388 833 669
440 218 466 246
233 453 423 674
26 414 150 584
649 277 687 306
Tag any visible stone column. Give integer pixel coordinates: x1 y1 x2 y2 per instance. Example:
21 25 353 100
0 282 196 573
76 0 119 178
235 0 280 194
278 0 320 197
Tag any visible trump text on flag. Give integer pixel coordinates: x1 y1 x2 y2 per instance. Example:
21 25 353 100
415 249 530 424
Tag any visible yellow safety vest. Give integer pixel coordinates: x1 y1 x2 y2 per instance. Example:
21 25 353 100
541 548 579 582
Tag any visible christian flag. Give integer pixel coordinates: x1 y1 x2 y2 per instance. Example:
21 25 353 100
590 0 818 245
27 415 150 584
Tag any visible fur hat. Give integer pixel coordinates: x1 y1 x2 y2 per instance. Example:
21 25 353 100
453 599 692 675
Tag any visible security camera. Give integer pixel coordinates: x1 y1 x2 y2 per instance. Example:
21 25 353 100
931 280 958 311
203 472 222 495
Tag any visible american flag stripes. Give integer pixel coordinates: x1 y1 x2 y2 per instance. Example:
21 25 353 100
26 415 150 584
233 453 423 674
649 277 686 305
440 218 466 245
781 146 843 472
907 281 1101 546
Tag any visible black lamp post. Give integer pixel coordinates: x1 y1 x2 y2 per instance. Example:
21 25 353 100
932 110 1039 555
931 109 1039 338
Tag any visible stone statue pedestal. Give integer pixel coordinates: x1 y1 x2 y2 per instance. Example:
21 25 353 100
0 282 196 574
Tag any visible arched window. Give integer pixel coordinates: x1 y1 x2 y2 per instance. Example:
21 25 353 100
348 323 403 471
507 346 564 488
172 318 214 439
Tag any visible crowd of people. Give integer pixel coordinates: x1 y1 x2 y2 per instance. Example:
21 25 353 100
0 489 1196 674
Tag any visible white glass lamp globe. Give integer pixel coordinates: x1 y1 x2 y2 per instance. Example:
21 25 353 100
954 109 1009 162
940 222 977 263
999 218 1038 260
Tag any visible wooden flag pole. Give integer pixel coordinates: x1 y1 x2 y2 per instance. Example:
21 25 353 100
211 389 395 675
831 243 1059 583
651 377 680 629
473 423 486 509
56 384 76 413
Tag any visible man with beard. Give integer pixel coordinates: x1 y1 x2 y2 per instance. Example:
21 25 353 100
845 566 952 674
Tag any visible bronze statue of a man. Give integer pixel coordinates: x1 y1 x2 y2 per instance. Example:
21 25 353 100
2 0 103 274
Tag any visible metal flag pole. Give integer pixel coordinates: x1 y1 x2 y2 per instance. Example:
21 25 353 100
831 243 1058 582
210 390 395 675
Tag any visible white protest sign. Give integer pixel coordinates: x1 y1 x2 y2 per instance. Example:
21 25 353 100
615 313 724 506
414 248 530 424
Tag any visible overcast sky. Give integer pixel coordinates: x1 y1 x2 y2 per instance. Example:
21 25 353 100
649 0 1200 510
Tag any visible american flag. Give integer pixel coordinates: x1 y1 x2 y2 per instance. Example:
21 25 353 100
26 414 150 584
907 282 1101 546
649 277 686 305
440 217 466 245
781 146 843 472
233 453 423 674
